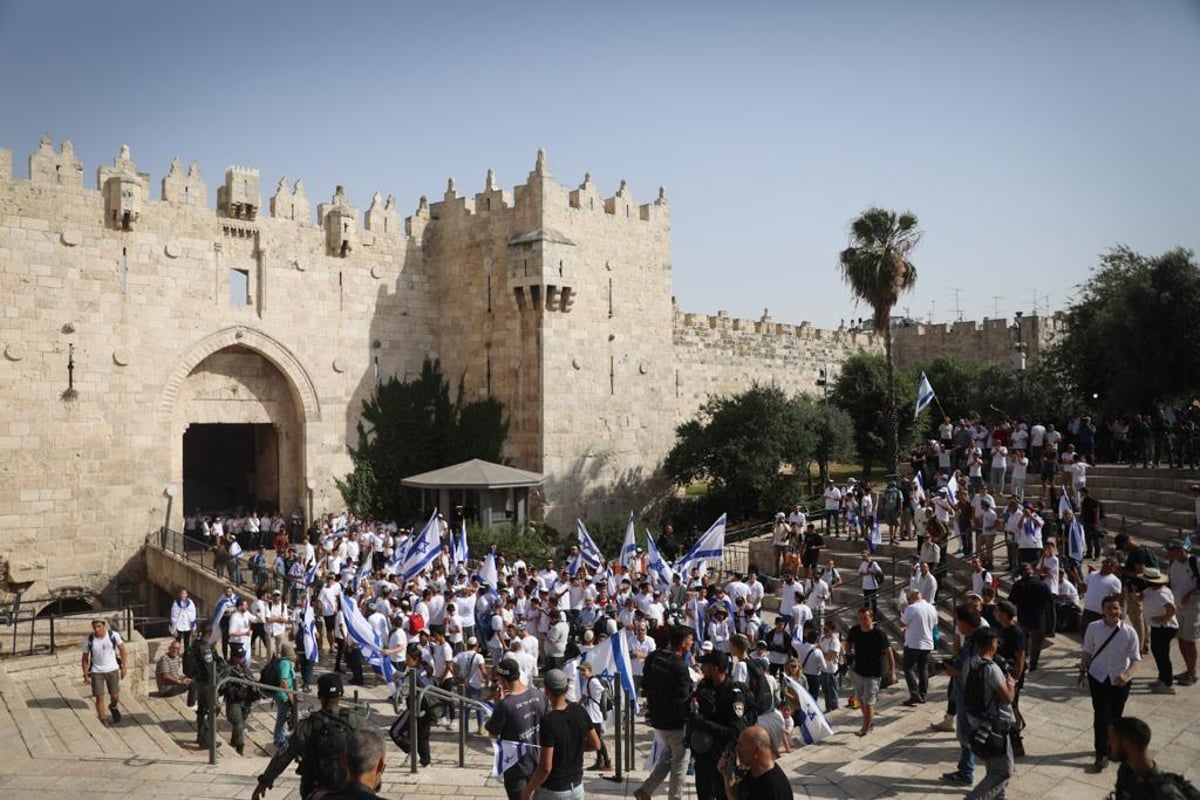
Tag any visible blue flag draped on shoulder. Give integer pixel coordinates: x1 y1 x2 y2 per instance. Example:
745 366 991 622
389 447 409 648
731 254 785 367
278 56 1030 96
645 528 674 590
580 630 639 714
619 511 637 569
576 520 604 570
675 513 727 577
341 597 394 682
207 593 237 645
398 509 441 580
915 371 936 421
301 599 320 663
492 740 539 777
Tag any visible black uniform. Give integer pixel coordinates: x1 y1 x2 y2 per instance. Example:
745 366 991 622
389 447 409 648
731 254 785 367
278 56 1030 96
688 678 748 800
258 706 364 798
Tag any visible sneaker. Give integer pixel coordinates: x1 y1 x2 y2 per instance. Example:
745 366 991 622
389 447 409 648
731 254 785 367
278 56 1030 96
1091 756 1110 773
902 698 920 707
1176 674 1198 686
930 716 956 732
941 772 972 785
109 703 121 724
1147 680 1164 690
1150 684 1177 694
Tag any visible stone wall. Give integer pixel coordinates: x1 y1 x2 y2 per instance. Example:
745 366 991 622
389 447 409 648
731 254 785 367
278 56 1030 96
890 314 1065 370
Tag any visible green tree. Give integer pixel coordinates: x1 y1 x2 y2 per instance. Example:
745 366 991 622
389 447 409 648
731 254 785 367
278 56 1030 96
337 358 509 520
912 356 982 434
839 207 921 475
793 393 856 493
1052 246 1200 412
832 351 918 476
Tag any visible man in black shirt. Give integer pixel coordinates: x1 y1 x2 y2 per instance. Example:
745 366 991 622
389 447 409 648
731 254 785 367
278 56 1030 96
994 600 1028 757
1009 563 1054 670
689 651 749 800
486 658 549 800
801 525 824 573
846 606 895 738
635 625 694 800
720 725 792 800
522 669 599 800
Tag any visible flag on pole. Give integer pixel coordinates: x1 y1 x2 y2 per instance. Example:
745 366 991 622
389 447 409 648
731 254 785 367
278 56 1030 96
946 473 960 501
580 629 639 714
645 528 674 590
480 550 499 591
675 513 727 577
619 511 637 569
305 561 318 586
576 520 604 569
1067 518 1085 563
301 599 320 663
341 597 394 682
915 372 936 421
912 470 926 511
207 593 237 645
453 519 468 568
398 509 441 580
1058 490 1075 518
782 674 834 744
491 739 540 777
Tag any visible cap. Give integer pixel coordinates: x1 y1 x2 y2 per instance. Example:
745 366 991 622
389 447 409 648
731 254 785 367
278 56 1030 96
467 636 478 646
279 641 296 659
494 658 521 683
272 588 283 595
317 673 344 700
1167 538 1187 551
698 650 729 671
544 669 569 692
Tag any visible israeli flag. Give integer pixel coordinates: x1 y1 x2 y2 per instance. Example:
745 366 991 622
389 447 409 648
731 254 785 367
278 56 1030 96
301 600 320 663
643 732 667 771
454 520 468 568
492 739 539 777
619 511 638 569
645 528 674 590
1058 490 1075 518
1067 518 1086 563
783 673 834 744
304 561 318 586
946 472 960 501
341 597 394 682
675 513 727 577
580 630 639 714
479 550 499 591
576 520 604 569
912 470 926 510
398 509 441 581
869 514 882 549
206 593 237 645
914 372 936 421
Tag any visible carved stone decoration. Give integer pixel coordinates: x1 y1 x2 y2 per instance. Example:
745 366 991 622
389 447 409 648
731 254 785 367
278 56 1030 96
370 265 384 279
61 229 82 246
293 259 306 272
638 361 648 375
112 348 131 366
572 357 582 370
4 342 26 361
332 357 346 373
164 241 181 258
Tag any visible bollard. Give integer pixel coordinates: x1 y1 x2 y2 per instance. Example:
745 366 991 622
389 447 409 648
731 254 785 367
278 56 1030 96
49 615 55 655
613 679 623 780
409 669 418 774
625 693 635 770
458 680 467 767
208 656 218 765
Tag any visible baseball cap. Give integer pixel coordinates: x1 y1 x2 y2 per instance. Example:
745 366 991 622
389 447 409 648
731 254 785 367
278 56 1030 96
494 658 521 683
317 673 344 700
544 669 569 692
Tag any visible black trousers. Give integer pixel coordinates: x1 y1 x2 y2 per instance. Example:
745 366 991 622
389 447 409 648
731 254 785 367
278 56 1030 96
902 647 931 700
1088 675 1131 758
694 756 723 800
1150 627 1178 686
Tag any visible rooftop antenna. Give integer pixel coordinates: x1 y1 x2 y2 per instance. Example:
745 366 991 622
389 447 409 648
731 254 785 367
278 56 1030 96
990 295 1004 319
949 287 965 321
928 300 936 324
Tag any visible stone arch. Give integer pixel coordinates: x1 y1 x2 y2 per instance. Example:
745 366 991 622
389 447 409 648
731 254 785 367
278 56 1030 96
158 326 321 425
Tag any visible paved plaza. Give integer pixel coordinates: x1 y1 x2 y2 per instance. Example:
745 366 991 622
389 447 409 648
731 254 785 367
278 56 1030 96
1 615 1197 800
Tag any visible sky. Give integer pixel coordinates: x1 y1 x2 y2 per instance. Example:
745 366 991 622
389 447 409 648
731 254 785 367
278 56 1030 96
1 1 1197 330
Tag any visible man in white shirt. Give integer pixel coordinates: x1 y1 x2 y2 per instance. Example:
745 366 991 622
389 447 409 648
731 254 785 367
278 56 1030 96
265 589 289 657
627 622 657 692
1014 504 1044 569
82 619 127 724
170 588 197 650
900 588 938 706
228 598 254 667
912 560 938 605
452 637 488 732
1166 538 1200 685
1083 558 1124 630
823 481 843 537
1080 594 1140 772
318 575 343 650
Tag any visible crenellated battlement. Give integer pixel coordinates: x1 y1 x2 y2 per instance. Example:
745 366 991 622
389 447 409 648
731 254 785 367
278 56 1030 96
891 312 1067 369
674 306 877 344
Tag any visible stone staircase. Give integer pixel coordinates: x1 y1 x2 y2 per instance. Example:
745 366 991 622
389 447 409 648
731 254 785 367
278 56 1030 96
1086 465 1197 546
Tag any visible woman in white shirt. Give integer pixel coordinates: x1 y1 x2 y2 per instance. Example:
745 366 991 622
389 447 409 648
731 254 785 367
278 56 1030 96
1141 568 1179 693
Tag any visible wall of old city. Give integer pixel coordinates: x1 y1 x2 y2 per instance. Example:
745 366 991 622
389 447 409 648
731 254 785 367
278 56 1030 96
890 314 1065 370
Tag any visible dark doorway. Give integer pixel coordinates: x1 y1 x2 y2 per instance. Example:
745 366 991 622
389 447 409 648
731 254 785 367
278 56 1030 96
183 423 279 513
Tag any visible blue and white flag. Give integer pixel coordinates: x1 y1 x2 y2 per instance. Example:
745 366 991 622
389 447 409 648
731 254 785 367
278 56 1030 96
454 520 468 568
341 597 394 682
1067 518 1086 563
869 514 882 549
305 561 318 586
398 509 441 581
479 550 499 591
645 528 674 590
912 470 926 510
491 739 539 777
643 732 668 771
580 629 639 714
915 372 936 421
783 673 834 744
946 473 960 501
576 520 604 570
675 513 727 577
301 600 320 663
619 511 638 569
207 593 237 645
1058 490 1075 518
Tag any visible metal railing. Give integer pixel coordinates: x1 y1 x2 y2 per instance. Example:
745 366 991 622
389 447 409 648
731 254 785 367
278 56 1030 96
0 599 145 659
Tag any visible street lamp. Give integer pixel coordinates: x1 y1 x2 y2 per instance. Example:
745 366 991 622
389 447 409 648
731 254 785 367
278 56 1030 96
162 484 177 545
305 477 316 531
816 367 830 484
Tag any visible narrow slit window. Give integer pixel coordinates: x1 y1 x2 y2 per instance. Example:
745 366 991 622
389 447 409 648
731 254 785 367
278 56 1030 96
229 268 250 306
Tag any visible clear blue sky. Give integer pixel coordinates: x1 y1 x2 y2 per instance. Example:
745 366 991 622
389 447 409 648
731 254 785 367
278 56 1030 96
2 1 1197 329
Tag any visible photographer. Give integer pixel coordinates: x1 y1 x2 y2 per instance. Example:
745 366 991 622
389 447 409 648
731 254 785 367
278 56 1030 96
964 627 1017 800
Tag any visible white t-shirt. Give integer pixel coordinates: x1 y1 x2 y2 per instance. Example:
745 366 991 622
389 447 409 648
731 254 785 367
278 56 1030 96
228 610 253 645
1143 585 1178 629
824 487 842 512
900 599 938 651
1070 461 1089 488
858 560 883 591
83 629 124 673
819 634 841 674
1084 572 1123 614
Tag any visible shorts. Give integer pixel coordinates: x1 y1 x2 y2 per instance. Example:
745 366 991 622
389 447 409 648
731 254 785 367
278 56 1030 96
91 670 120 697
1178 604 1200 643
851 672 881 706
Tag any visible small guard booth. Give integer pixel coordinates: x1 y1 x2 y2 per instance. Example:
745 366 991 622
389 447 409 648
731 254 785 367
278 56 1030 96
401 458 544 528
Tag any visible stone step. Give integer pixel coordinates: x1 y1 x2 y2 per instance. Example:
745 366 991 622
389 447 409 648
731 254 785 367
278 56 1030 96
1089 465 1199 481
1087 472 1199 493
1101 499 1193 529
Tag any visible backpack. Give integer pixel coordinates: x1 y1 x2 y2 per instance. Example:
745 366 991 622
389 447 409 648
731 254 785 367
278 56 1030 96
743 657 773 716
1187 555 1200 586
408 613 425 637
87 631 121 667
1150 771 1200 800
591 676 614 715
258 656 281 699
223 662 259 704
964 659 993 716
304 712 355 792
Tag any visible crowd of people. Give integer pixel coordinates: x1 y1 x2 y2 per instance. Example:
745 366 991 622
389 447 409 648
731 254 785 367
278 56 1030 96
132 442 1200 800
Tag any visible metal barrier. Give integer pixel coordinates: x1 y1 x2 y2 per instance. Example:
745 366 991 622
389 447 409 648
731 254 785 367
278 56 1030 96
0 601 145 659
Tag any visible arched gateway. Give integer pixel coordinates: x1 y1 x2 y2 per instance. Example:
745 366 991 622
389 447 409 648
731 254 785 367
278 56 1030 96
162 327 321 519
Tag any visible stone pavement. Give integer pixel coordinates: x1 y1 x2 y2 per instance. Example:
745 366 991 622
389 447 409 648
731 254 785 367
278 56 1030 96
1 627 1198 800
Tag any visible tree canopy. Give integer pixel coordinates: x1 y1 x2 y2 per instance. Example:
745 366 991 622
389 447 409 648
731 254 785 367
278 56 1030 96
337 358 509 521
831 351 918 475
1051 246 1200 412
663 385 854 518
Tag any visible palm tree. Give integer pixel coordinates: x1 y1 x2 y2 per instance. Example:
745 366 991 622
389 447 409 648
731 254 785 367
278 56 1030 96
838 207 921 476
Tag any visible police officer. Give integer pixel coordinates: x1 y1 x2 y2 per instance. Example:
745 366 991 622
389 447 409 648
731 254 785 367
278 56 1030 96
253 673 365 800
688 650 749 800
186 621 223 749
221 642 256 755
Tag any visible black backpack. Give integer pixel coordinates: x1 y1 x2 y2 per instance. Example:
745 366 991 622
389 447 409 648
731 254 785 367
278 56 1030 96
87 631 121 667
222 662 259 703
964 659 992 716
743 657 773 716
304 712 355 792
258 656 281 700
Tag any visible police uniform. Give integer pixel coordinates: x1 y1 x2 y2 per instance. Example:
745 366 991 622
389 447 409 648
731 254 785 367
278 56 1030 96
688 652 749 800
257 674 363 798
187 638 221 747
